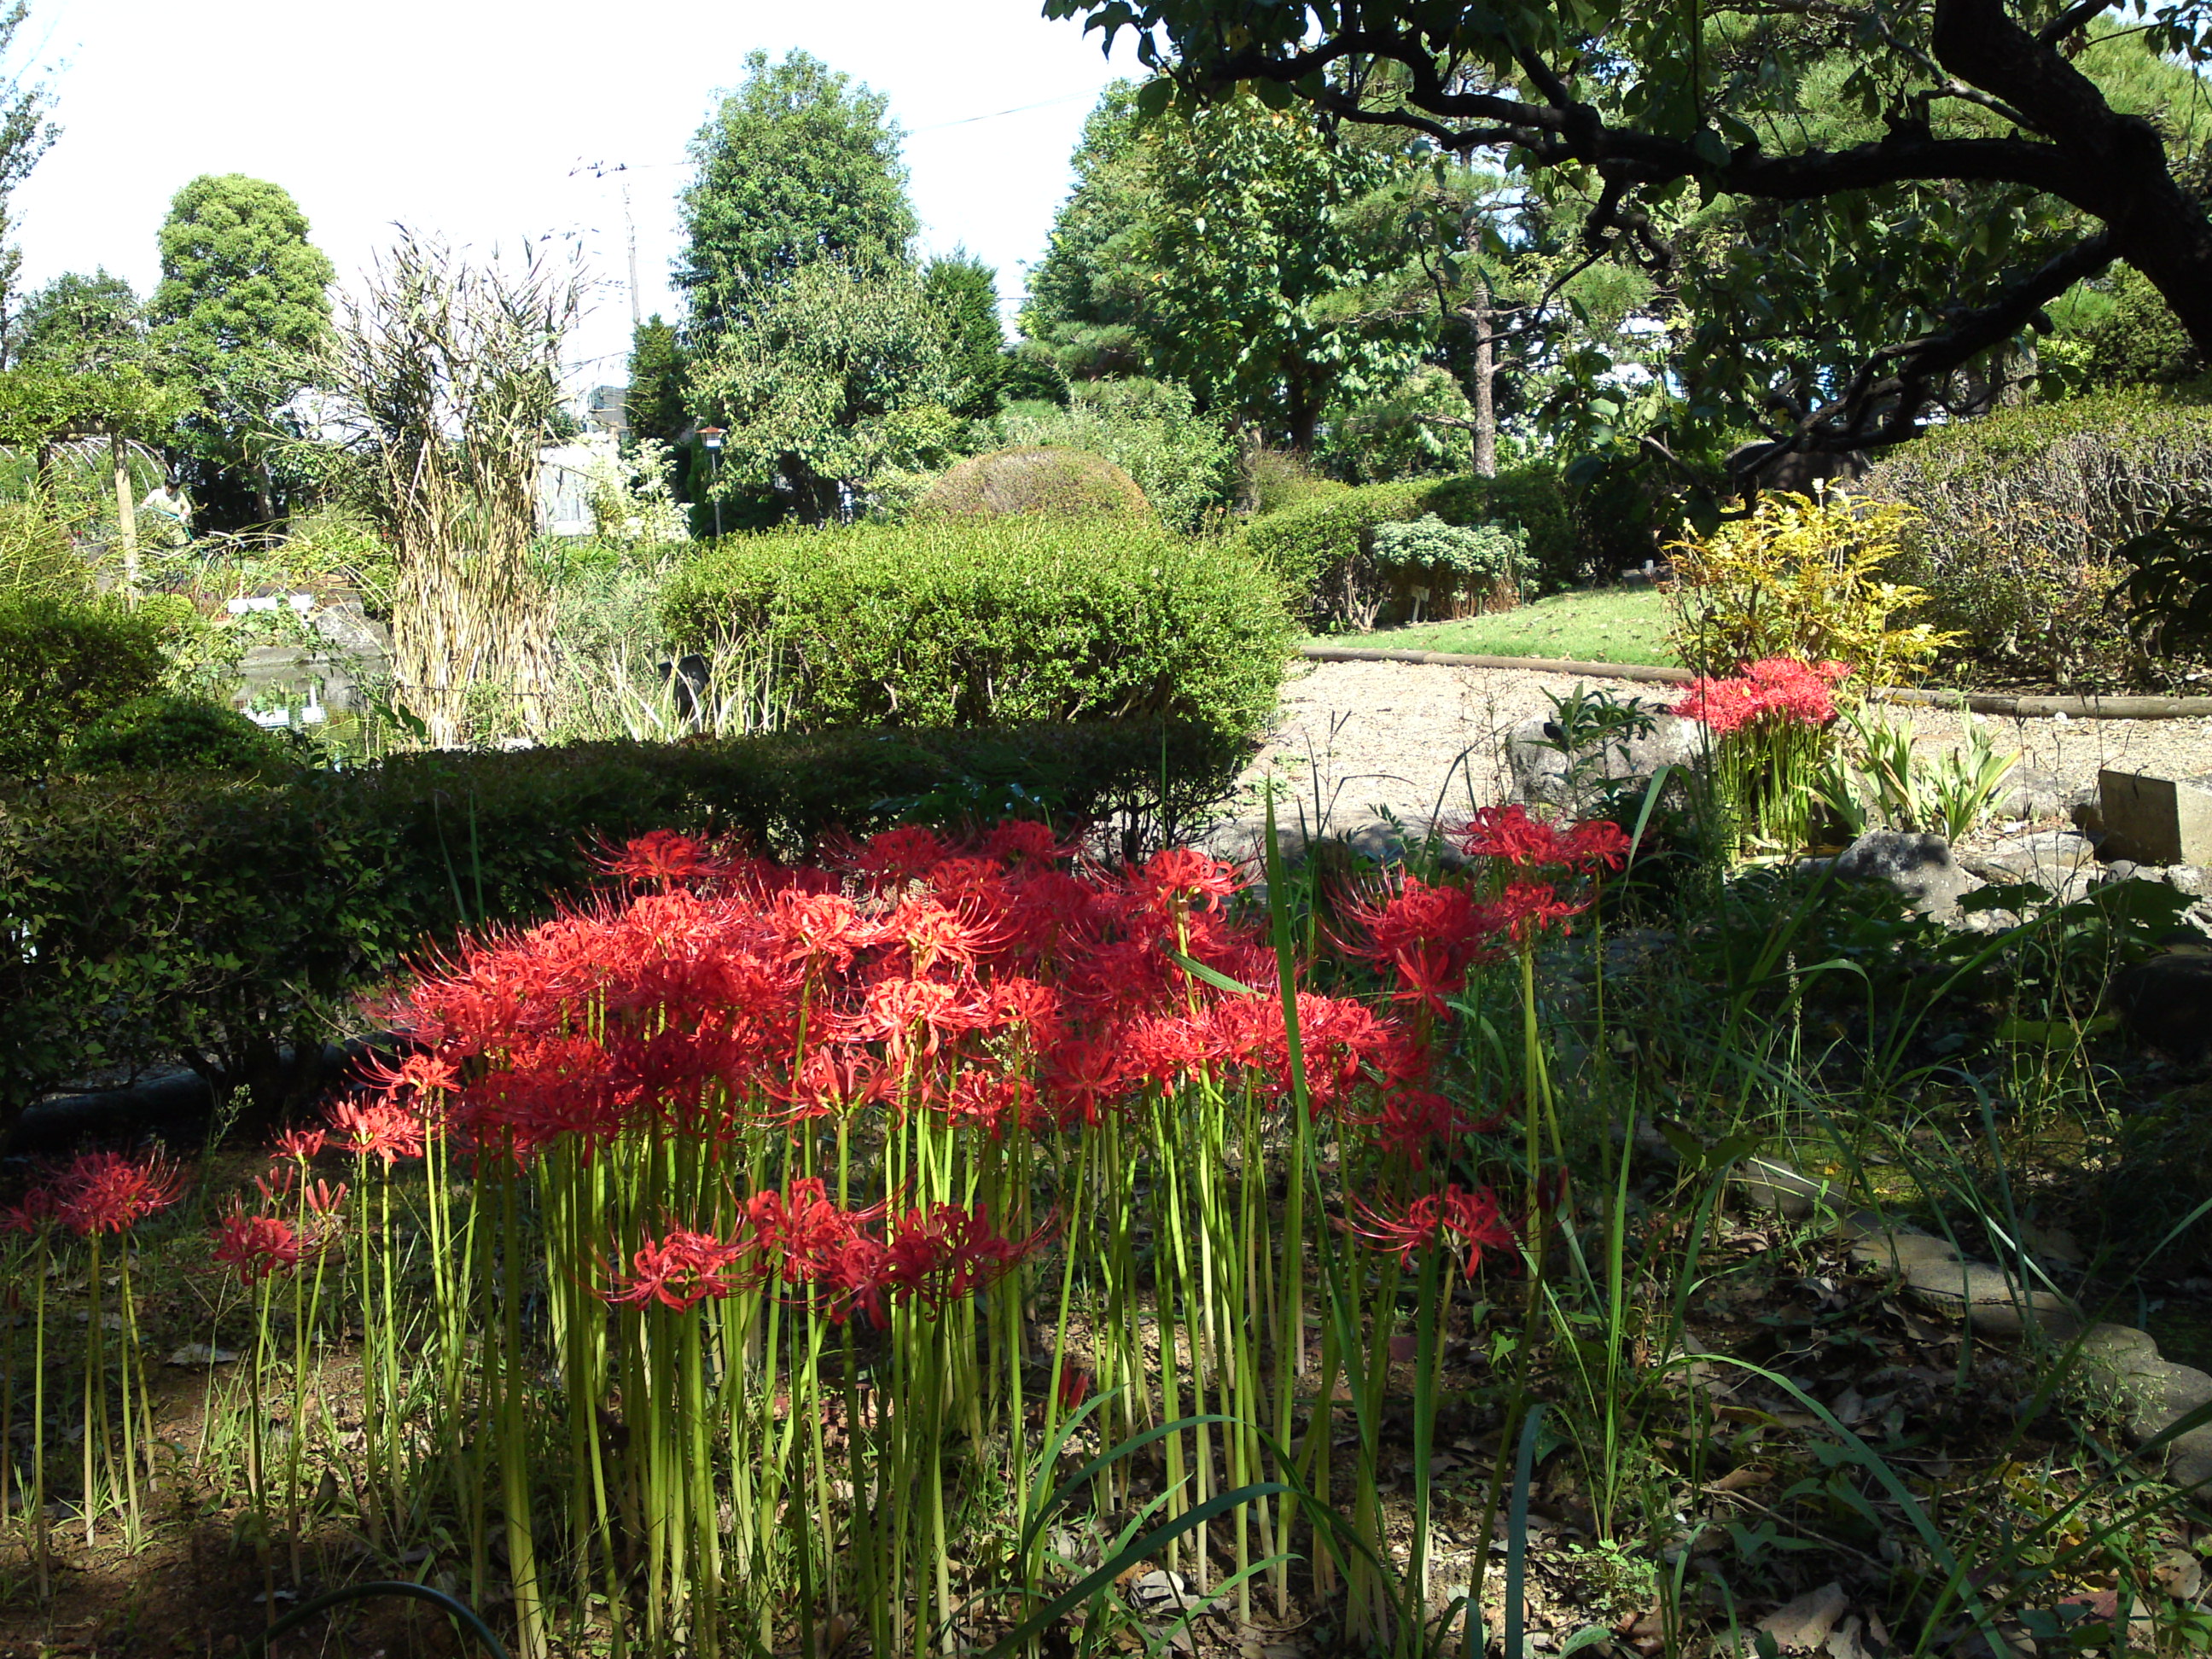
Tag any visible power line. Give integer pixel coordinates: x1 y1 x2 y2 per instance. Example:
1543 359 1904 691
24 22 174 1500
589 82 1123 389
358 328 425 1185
561 86 1103 179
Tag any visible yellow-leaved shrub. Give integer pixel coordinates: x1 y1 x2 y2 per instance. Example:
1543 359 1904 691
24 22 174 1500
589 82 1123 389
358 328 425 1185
1666 491 1954 692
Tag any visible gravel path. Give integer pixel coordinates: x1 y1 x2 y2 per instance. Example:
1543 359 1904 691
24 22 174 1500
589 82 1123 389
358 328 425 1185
1216 658 2212 844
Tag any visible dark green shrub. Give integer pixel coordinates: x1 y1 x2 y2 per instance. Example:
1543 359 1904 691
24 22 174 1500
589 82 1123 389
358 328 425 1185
0 593 169 776
2058 267 2205 392
1239 467 1573 630
916 446 1153 521
0 722 1240 1131
661 519 1289 743
67 695 294 777
1860 388 2212 686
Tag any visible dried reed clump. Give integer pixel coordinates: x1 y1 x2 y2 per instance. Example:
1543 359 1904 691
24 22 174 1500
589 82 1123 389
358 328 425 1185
319 234 578 746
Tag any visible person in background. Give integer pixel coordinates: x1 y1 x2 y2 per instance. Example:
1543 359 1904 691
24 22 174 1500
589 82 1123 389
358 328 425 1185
140 475 193 547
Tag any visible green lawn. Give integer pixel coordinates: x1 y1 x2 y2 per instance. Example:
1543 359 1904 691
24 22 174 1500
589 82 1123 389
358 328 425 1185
1318 585 1678 666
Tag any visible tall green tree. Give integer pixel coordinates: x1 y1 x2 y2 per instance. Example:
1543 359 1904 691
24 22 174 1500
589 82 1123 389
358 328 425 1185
148 174 335 527
0 3 55 366
676 50 917 343
626 313 691 444
922 249 1005 419
692 262 959 523
13 270 143 371
1023 85 1421 449
1047 0 2212 464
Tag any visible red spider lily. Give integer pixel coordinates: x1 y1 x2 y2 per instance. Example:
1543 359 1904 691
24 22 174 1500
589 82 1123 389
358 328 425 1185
879 1202 1046 1311
941 1068 1039 1136
1349 1183 1514 1275
771 1045 892 1121
1126 846 1244 919
253 1167 350 1217
1 1188 60 1234
605 1225 752 1311
602 830 719 888
356 1052 460 1106
1056 1364 1093 1411
211 1209 306 1284
848 825 952 892
1152 991 1394 1115
1671 656 1848 735
1359 1089 1504 1156
1456 806 1633 873
1039 1038 1133 1126
981 819 1074 866
271 1127 327 1163
1478 880 1588 944
851 975 994 1068
54 1150 186 1236
883 894 1004 977
1339 876 1504 1011
743 1178 882 1285
328 1097 428 1167
760 889 876 971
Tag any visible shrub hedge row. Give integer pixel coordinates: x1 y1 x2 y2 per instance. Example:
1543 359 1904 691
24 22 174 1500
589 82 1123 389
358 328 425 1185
1861 387 2212 686
661 518 1289 742
0 592 170 774
0 721 1243 1134
1237 467 1574 632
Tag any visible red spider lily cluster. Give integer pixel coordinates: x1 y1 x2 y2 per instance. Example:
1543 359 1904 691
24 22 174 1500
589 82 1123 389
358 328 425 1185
608 1185 1045 1321
1 1150 184 1238
322 812 1623 1285
1349 1183 1515 1276
1670 656 1850 734
1336 807 1629 1014
204 1139 352 1287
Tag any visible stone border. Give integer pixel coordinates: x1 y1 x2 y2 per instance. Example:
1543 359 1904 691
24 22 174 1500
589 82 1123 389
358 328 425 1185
1731 1158 2212 1491
1299 644 2212 721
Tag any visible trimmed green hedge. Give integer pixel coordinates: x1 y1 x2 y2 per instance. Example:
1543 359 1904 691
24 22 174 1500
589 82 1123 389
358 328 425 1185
0 593 169 776
661 518 1289 742
0 722 1242 1130
1237 467 1573 632
1861 387 2212 686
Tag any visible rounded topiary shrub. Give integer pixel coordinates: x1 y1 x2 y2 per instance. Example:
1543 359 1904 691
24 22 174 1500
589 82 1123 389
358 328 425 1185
662 518 1289 745
916 445 1152 521
0 593 171 777
67 695 295 777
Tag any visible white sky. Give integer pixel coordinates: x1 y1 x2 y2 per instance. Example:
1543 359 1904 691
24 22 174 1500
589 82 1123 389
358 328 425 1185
5 0 1142 388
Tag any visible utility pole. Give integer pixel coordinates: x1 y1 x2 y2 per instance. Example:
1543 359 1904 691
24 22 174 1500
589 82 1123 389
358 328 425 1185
570 159 643 330
623 174 641 329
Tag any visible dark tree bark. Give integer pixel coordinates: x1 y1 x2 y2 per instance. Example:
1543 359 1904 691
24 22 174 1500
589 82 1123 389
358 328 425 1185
1468 278 1497 478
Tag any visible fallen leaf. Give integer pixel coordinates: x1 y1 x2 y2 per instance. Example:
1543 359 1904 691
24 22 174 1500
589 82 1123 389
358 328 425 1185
2154 1550 2204 1602
1757 1582 1848 1653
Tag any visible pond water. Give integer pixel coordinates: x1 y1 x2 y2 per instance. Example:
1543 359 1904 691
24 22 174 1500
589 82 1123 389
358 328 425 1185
228 595 390 731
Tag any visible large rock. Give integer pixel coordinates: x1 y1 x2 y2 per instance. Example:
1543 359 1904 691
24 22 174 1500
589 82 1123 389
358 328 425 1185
310 598 390 657
1832 830 1972 914
1990 766 2087 824
1505 707 1698 811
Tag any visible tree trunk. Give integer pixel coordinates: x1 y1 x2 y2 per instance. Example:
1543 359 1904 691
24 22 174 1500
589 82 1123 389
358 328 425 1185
109 429 138 602
255 457 277 532
1469 279 1497 479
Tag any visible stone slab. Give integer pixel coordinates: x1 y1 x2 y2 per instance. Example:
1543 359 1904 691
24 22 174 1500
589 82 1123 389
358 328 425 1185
2098 770 2212 867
